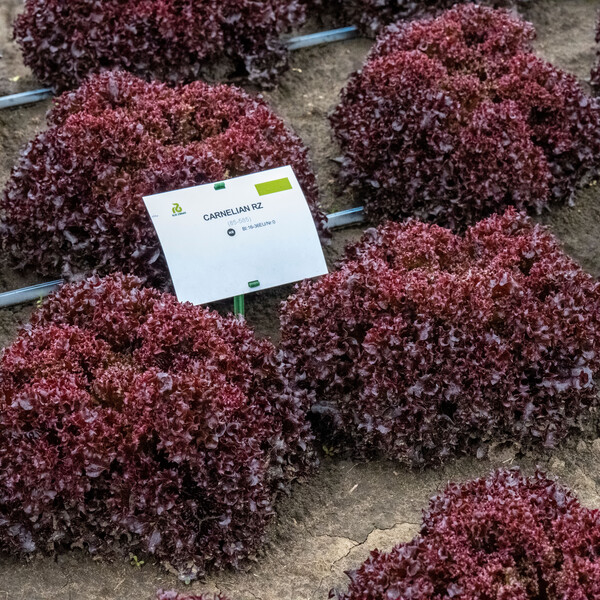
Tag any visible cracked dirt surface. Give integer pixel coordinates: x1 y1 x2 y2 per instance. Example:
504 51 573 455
3 448 600 600
1 1 600 599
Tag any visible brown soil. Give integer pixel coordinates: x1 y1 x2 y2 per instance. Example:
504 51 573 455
1 1 600 599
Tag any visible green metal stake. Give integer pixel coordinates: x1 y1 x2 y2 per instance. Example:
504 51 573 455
233 295 245 317
219 179 245 317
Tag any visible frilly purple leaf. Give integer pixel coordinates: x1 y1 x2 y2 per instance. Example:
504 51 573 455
0 273 316 577
280 210 600 467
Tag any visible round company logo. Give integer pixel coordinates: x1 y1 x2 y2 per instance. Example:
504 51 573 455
227 228 236 237
172 203 183 215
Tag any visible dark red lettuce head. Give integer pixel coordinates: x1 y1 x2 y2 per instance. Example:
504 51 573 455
1 71 326 289
334 469 600 600
280 210 600 467
0 273 315 578
14 0 306 91
331 4 600 230
306 0 532 36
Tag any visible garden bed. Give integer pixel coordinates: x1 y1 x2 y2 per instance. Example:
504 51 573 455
1 1 600 599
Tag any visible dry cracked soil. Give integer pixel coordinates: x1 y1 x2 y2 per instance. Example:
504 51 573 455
1 1 600 599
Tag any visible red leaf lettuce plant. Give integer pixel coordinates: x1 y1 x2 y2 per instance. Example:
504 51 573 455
14 0 306 90
1 71 326 289
333 469 600 600
331 5 600 230
280 210 600 467
309 0 529 36
0 273 315 578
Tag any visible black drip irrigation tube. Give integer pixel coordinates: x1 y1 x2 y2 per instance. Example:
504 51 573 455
0 26 360 110
0 207 366 308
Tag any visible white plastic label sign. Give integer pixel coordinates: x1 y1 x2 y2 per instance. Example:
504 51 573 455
143 166 328 305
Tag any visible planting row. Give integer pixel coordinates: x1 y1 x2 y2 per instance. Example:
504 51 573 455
1 208 599 576
151 466 596 599
9 469 600 598
14 0 532 90
314 0 532 36
1 2 600 592
4 6 600 284
14 0 600 94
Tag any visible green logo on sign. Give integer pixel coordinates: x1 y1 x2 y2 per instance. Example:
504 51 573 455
172 203 183 215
